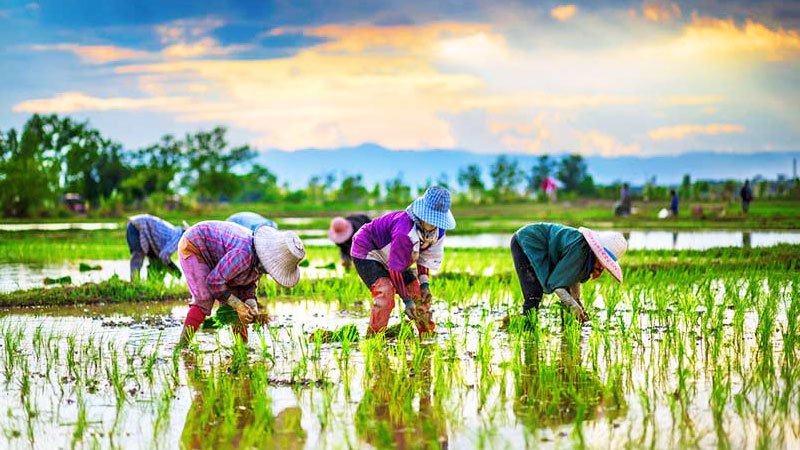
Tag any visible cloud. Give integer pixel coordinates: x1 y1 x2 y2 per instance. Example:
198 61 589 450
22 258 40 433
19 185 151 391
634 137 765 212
578 131 641 156
550 5 578 22
641 1 681 23
660 95 725 106
13 91 190 113
161 38 251 59
489 113 554 153
670 15 800 61
648 123 746 140
29 43 152 64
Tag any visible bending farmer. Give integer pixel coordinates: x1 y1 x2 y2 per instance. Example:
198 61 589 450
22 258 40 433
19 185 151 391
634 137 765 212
178 221 305 344
510 223 627 323
127 214 185 281
328 214 371 270
351 186 456 336
226 211 279 232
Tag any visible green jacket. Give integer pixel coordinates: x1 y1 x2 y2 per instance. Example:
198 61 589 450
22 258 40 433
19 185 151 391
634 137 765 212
514 223 592 294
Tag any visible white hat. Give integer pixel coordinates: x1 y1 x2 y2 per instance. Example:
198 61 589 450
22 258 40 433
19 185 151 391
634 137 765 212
254 226 305 288
578 227 627 283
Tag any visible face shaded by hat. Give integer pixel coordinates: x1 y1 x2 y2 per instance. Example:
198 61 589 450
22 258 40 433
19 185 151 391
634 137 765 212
253 226 305 287
406 186 456 231
578 227 627 283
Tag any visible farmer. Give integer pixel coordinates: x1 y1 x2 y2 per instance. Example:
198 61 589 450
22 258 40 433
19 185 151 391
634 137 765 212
614 183 632 216
669 189 679 217
328 214 371 270
351 186 456 336
127 214 185 281
509 222 627 323
226 211 278 232
177 221 305 344
740 179 753 214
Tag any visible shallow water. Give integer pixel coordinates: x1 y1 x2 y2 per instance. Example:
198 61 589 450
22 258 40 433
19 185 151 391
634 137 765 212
0 222 120 231
0 290 796 450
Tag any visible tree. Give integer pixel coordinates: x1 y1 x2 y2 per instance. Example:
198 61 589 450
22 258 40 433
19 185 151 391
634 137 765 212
527 155 555 194
679 174 692 201
238 164 280 202
182 127 254 202
458 164 485 202
489 155 522 201
384 174 412 205
337 174 369 204
556 154 595 195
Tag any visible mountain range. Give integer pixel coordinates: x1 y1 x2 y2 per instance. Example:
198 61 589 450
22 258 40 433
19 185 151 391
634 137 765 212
254 143 799 189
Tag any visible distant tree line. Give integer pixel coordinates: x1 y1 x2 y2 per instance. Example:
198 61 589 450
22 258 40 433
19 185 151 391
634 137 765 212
1 114 797 217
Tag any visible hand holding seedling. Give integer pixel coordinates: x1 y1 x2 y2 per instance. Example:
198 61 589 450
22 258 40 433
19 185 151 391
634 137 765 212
403 298 417 320
227 295 257 325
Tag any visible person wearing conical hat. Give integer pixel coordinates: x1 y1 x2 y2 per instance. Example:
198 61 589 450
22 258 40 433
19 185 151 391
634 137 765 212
226 211 279 232
328 214 371 270
351 186 456 336
177 220 305 344
509 223 628 323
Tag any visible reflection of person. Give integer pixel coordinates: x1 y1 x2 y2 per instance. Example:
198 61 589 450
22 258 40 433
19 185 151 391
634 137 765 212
669 190 679 217
509 223 628 323
177 221 304 345
328 214 371 270
355 350 448 449
127 214 184 281
226 212 279 232
740 179 753 214
351 187 456 336
181 357 307 449
513 336 625 431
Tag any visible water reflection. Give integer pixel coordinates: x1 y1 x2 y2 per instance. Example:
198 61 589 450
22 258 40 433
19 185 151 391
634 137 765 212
356 348 449 449
512 335 626 431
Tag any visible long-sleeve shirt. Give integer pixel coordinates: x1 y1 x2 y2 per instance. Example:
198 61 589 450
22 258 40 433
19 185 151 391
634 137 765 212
182 221 263 300
129 214 183 265
514 223 593 294
351 210 445 299
337 214 371 263
226 212 278 232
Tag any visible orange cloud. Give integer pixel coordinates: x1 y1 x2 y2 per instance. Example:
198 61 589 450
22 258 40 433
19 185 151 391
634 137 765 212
672 15 800 61
648 123 745 140
642 1 681 23
29 43 151 64
161 38 251 59
550 5 578 22
578 131 641 156
661 95 724 106
13 91 190 113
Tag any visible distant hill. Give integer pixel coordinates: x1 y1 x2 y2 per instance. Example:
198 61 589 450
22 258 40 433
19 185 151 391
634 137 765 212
254 143 799 189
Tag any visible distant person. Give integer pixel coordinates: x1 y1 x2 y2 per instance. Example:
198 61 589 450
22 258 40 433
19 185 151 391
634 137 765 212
177 221 305 345
127 214 185 281
508 223 628 324
669 190 679 217
226 211 278 232
329 214 371 270
740 179 753 214
614 183 632 216
351 186 455 337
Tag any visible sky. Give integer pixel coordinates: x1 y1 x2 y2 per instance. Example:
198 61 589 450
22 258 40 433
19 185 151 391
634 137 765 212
1 0 799 157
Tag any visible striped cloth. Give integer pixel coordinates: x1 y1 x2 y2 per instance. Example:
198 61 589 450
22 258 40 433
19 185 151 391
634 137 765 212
129 214 183 265
182 221 263 300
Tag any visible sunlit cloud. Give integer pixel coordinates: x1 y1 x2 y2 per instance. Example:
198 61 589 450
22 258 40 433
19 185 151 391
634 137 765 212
578 131 641 156
13 91 191 113
550 5 578 22
648 123 746 141
29 43 152 64
660 95 725 106
641 0 681 23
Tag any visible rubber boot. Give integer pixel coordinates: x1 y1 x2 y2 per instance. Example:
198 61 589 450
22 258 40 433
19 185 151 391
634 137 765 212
368 278 396 334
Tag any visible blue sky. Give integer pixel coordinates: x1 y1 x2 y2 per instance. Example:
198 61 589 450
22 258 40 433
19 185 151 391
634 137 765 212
1 0 799 156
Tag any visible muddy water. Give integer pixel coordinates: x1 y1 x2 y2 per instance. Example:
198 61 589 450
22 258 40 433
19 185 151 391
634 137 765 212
0 295 796 449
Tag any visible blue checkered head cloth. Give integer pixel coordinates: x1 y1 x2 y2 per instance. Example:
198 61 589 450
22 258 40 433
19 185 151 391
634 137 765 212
406 186 456 230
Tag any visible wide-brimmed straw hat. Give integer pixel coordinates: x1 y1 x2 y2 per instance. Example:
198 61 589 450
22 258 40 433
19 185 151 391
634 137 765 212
578 227 627 283
328 217 353 244
406 186 456 230
254 225 305 288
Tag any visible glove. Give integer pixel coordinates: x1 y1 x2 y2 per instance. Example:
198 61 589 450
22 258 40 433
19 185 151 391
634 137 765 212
244 298 259 314
420 283 432 303
227 295 257 325
402 298 417 320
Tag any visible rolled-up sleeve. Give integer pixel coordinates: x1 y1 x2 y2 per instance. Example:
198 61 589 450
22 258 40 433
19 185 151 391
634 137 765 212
206 249 251 299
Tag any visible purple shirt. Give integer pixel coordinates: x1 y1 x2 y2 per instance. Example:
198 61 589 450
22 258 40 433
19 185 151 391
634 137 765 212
351 210 445 272
183 221 262 300
129 214 182 264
